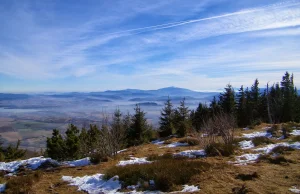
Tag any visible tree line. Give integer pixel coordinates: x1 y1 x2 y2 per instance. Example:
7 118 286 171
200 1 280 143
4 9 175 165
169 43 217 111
45 71 299 161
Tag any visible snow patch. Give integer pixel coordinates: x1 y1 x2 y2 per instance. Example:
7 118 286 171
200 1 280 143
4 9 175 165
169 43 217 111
117 157 152 166
291 130 300 136
63 157 91 167
254 142 300 154
0 157 91 173
0 157 57 172
62 174 121 194
243 131 272 139
289 186 300 193
181 185 200 192
0 184 6 193
160 142 188 148
239 140 254 149
174 150 206 158
243 127 250 130
232 154 260 165
117 149 127 154
151 140 165 145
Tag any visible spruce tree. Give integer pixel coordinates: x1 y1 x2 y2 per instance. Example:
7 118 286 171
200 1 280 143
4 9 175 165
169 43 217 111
174 98 191 137
250 79 260 121
111 108 126 154
65 124 80 160
46 129 66 161
219 84 236 114
159 97 175 137
192 102 210 131
129 105 149 145
236 85 248 127
281 72 296 122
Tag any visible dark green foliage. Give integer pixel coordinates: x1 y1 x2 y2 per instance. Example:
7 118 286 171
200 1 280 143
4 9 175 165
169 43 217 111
178 137 200 146
235 172 258 181
192 103 210 131
0 139 26 161
204 142 236 157
236 86 248 127
65 124 80 160
46 129 67 161
252 137 273 146
5 171 42 194
127 105 151 146
104 159 210 192
232 185 249 194
111 109 126 155
190 72 300 129
219 84 236 114
174 98 192 137
159 97 175 137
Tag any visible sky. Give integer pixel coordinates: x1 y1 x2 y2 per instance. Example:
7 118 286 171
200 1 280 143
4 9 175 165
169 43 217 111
1 0 300 93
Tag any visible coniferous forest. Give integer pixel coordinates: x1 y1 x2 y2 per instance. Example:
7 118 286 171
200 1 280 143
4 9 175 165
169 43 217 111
42 71 300 162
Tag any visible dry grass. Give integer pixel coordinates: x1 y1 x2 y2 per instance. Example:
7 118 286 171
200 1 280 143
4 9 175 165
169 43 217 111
1 123 298 194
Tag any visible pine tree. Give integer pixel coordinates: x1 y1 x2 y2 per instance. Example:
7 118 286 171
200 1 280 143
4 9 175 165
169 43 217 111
65 124 80 160
159 97 175 137
79 127 89 157
281 72 296 122
219 84 236 114
46 129 66 161
129 105 150 145
111 109 126 155
250 79 260 121
192 102 210 131
174 98 191 137
236 85 248 127
210 96 221 115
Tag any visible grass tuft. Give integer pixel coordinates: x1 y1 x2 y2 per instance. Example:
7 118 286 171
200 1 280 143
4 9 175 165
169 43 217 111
271 146 294 154
5 171 42 194
235 172 258 181
258 155 292 165
104 159 210 192
252 136 273 146
178 137 200 146
232 184 249 194
204 142 236 157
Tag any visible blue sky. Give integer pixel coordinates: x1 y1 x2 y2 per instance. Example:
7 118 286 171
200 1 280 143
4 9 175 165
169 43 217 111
1 0 300 92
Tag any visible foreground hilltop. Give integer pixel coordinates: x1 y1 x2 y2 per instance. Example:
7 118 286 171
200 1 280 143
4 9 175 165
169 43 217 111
0 123 299 193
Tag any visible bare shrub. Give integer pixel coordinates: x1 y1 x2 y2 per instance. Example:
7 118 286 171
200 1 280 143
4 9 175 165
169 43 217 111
197 113 236 156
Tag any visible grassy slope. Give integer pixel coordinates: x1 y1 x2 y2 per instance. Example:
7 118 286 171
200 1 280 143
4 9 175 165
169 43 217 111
3 123 300 194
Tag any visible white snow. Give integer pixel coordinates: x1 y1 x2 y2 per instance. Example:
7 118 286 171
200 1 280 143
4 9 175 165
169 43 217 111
232 153 260 165
0 157 57 172
243 127 250 130
117 149 127 154
239 140 255 149
151 140 165 145
117 157 152 166
0 156 91 173
160 142 189 148
263 126 272 130
62 157 91 167
0 184 5 192
181 185 200 192
254 142 300 154
289 186 300 193
243 131 272 139
62 174 121 194
291 130 300 136
174 150 206 158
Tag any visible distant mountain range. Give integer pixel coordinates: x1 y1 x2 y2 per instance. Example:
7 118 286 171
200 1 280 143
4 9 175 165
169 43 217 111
1 87 299 103
0 87 218 101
